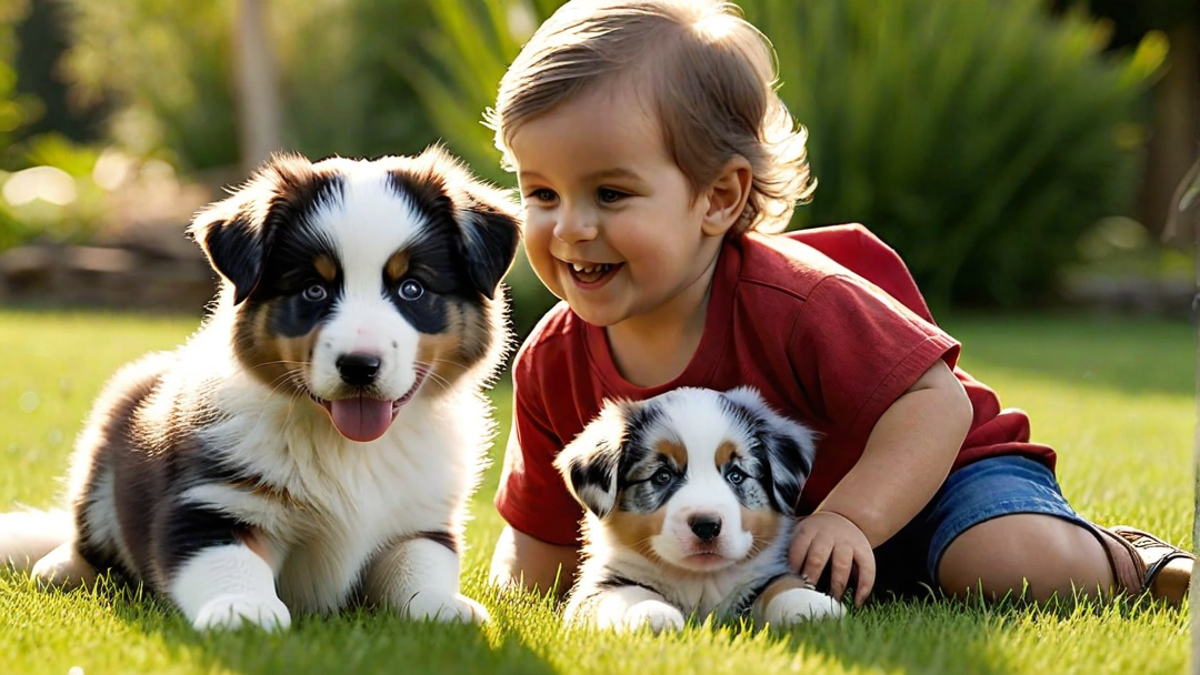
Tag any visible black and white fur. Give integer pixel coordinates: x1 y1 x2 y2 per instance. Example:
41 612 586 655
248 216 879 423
0 146 519 631
555 387 844 632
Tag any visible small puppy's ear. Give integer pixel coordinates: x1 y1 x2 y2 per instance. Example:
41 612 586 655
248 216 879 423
723 387 817 516
188 153 316 305
421 145 521 300
553 401 632 518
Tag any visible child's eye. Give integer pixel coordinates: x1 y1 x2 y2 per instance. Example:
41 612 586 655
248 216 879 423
525 188 557 204
597 188 627 204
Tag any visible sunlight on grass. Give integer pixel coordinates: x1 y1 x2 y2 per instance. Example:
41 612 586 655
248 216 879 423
0 309 1191 675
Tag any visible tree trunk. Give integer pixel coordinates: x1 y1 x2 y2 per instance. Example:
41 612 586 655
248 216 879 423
1145 21 1200 245
233 0 283 176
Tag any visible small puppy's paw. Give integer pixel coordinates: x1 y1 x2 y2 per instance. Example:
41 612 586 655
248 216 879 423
619 599 686 634
31 544 97 590
763 588 845 626
406 590 491 624
192 593 292 632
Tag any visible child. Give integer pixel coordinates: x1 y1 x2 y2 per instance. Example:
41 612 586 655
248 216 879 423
485 0 1193 608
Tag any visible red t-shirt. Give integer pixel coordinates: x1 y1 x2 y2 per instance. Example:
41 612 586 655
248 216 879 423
495 223 1056 546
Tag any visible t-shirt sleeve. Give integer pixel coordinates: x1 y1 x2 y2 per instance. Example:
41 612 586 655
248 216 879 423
493 349 584 547
789 273 961 437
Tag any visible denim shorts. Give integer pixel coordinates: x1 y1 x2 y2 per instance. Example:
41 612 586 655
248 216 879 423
869 454 1091 597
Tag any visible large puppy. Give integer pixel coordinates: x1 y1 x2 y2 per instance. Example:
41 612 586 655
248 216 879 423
0 147 519 631
555 387 844 632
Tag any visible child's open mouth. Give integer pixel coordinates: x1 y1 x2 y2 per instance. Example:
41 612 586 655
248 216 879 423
568 261 622 287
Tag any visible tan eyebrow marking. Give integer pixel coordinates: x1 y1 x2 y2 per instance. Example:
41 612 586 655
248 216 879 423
655 438 688 470
313 254 337 282
386 251 410 281
715 440 740 468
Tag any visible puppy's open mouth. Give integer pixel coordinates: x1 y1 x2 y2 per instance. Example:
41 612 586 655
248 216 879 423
310 368 428 443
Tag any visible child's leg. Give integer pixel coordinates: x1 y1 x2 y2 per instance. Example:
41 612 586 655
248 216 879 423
938 513 1112 601
925 455 1192 605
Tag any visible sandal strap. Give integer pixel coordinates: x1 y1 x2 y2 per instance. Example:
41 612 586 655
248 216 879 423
1087 524 1145 594
1140 550 1193 591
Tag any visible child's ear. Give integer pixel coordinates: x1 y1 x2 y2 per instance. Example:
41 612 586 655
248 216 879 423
723 386 818 516
553 402 632 518
701 156 753 237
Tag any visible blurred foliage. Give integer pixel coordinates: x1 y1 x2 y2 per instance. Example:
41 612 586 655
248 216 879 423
54 0 440 171
0 134 107 250
0 0 42 163
0 0 106 250
414 0 1167 327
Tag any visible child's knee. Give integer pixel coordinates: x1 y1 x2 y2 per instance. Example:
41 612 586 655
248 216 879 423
937 513 1113 601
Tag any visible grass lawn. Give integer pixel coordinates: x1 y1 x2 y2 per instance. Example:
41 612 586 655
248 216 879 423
0 308 1192 675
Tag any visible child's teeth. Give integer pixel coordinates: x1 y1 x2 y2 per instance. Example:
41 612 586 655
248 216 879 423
571 263 611 274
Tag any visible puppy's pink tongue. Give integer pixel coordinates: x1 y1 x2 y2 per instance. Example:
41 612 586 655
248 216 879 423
329 395 394 443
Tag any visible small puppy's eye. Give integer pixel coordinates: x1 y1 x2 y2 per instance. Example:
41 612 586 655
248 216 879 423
303 284 328 302
726 468 746 485
650 469 673 486
398 278 424 301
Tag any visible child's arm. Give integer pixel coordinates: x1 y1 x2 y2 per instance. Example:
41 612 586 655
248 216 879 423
790 359 972 604
489 525 580 598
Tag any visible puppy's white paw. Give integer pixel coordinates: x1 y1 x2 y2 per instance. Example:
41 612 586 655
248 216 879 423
191 593 291 632
406 590 490 624
619 599 686 634
31 543 97 590
763 588 844 626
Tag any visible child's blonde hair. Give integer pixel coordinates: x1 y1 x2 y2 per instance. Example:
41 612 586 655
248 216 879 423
487 0 815 234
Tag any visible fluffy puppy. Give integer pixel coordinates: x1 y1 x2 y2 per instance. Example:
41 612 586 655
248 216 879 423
555 387 844 632
0 146 519 631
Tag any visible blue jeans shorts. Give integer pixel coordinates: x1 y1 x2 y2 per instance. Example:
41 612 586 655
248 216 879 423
868 454 1092 597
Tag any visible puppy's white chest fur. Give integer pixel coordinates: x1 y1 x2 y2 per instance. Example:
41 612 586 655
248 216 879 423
187 376 488 612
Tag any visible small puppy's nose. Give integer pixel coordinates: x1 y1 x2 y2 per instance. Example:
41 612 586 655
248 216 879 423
688 515 722 542
336 353 381 387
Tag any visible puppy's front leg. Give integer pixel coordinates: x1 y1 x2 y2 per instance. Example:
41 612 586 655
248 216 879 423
750 574 844 627
362 531 489 624
575 585 686 634
168 541 290 632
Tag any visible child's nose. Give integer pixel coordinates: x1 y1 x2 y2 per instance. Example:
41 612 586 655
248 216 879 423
552 208 599 243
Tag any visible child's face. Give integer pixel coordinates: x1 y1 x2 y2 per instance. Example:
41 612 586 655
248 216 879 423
510 85 722 329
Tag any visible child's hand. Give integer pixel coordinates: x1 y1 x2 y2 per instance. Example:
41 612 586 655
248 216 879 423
788 511 875 607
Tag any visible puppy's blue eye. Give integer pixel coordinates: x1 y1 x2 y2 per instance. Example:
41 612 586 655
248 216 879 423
651 469 673 486
303 284 327 302
726 468 746 485
398 279 424 301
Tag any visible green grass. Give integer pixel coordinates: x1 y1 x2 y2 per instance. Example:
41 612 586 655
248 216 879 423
0 309 1192 675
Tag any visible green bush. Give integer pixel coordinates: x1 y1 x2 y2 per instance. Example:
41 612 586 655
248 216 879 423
54 0 440 172
413 0 1166 322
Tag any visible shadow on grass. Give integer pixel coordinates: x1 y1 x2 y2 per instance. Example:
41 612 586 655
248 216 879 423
939 312 1195 397
86 577 562 675
762 591 1180 675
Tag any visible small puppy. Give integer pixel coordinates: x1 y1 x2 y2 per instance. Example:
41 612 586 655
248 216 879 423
0 146 519 631
555 386 844 632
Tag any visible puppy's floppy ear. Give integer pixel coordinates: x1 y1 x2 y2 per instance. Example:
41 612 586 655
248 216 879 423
421 145 521 300
188 153 317 305
553 401 633 519
189 197 263 306
723 386 817 516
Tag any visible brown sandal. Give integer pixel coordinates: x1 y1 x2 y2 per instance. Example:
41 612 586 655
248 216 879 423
1089 524 1193 606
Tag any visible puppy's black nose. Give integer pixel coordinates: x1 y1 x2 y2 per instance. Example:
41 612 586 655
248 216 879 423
689 515 722 542
336 353 381 387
